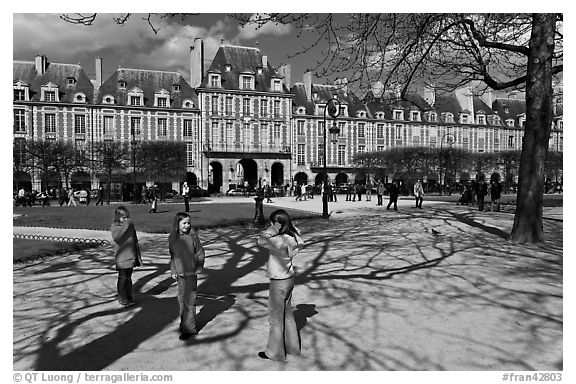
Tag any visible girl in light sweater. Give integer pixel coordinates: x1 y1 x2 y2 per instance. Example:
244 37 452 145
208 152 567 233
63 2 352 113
257 209 303 361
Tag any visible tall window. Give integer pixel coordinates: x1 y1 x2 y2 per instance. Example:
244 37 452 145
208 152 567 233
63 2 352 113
75 139 86 162
358 123 365 138
297 120 305 136
130 96 141 106
211 122 221 147
260 123 269 149
130 117 141 136
44 91 56 102
358 145 366 154
157 118 167 136
157 97 167 107
44 114 56 133
273 123 281 142
75 115 86 134
395 124 403 140
243 123 252 149
14 89 25 101
274 100 281 118
297 144 306 165
376 124 384 139
13 109 25 133
183 119 193 137
103 116 114 136
508 136 514 148
186 143 194 167
226 122 235 147
225 97 233 115
318 121 325 137
14 138 26 164
317 144 324 165
260 99 268 117
338 145 346 166
243 98 250 115
211 96 219 115
338 122 346 137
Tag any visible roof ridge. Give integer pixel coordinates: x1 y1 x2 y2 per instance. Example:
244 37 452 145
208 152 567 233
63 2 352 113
119 67 181 75
223 44 260 51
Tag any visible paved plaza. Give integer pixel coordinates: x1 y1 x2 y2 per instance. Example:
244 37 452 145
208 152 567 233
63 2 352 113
13 196 563 371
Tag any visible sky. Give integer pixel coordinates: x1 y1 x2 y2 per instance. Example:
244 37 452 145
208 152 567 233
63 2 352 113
13 13 328 87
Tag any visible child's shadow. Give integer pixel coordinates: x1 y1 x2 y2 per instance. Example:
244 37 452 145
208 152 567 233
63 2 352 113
293 303 318 332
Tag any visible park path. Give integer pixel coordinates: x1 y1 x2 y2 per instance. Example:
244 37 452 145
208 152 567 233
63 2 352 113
13 201 563 371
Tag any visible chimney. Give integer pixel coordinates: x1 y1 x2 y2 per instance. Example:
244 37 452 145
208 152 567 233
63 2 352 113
278 64 291 89
303 71 313 101
35 54 47 75
95 57 103 89
190 38 204 88
262 55 268 68
220 37 225 46
423 84 436 107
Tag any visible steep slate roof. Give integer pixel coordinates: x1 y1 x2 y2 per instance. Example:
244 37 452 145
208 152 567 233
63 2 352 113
492 98 526 125
201 45 288 93
432 92 462 120
96 68 197 108
13 60 94 103
291 83 367 117
472 97 495 115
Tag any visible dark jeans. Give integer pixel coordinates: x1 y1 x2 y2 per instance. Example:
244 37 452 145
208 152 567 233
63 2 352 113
478 195 485 211
177 275 198 333
266 277 300 361
117 268 134 304
377 194 383 206
415 196 423 208
387 196 398 210
184 196 189 212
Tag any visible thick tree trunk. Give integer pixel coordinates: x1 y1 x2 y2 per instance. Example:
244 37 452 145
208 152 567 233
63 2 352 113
510 14 556 243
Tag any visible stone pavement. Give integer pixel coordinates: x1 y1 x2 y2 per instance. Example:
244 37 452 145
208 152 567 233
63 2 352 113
13 199 563 371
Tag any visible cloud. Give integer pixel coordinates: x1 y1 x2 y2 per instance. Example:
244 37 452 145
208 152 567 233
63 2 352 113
234 14 292 42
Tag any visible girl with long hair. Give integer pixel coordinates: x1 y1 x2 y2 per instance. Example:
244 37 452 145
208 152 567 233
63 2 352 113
257 209 304 361
168 212 205 340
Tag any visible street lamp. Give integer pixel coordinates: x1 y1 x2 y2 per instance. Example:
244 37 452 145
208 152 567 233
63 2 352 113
131 127 137 202
439 133 455 195
323 97 341 219
204 141 211 192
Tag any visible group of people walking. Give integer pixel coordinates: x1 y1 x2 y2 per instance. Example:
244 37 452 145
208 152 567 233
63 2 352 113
458 178 503 212
111 206 303 362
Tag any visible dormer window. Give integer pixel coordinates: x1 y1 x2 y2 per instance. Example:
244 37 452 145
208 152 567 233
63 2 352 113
74 93 86 103
128 87 144 106
241 75 254 90
519 115 526 127
225 64 231 72
393 110 403 120
103 95 115 104
154 89 171 108
503 106 509 114
376 112 385 120
411 111 420 121
172 84 181 92
41 82 59 102
493 116 501 125
13 81 30 102
312 92 318 100
558 120 563 130
297 106 306 115
273 79 282 91
257 67 263 75
118 80 127 89
356 110 366 118
477 115 486 125
183 99 194 109
443 112 454 123
460 114 469 124
506 119 515 127
209 74 221 87
67 77 77 86
428 112 437 122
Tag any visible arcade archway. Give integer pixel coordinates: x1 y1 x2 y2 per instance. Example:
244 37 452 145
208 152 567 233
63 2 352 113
335 173 348 186
294 172 308 185
71 171 91 190
239 158 258 187
271 162 284 186
209 161 223 194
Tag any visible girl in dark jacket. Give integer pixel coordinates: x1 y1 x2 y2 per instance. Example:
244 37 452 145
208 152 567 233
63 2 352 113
168 212 205 339
110 206 142 307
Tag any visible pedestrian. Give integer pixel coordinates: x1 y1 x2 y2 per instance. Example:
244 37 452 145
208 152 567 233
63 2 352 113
257 209 303 361
365 179 373 202
476 178 488 211
67 188 77 207
331 182 338 202
490 179 503 212
413 179 424 209
110 206 142 308
58 187 68 206
387 181 399 211
140 186 148 204
96 185 105 205
16 187 25 206
148 192 158 214
376 181 385 206
295 184 302 201
265 185 273 203
182 182 190 212
168 212 205 340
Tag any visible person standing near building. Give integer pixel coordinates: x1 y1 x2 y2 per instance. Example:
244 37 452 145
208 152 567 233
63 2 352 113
387 181 399 211
365 179 373 202
376 180 385 206
413 179 424 209
110 206 142 308
169 212 205 340
67 188 77 207
257 209 303 361
96 186 105 205
490 179 503 212
182 182 190 212
476 177 488 211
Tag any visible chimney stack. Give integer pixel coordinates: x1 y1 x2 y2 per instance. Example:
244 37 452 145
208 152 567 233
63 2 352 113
95 57 103 89
303 71 313 101
35 54 48 75
423 84 436 107
190 38 204 88
262 55 268 68
278 64 291 89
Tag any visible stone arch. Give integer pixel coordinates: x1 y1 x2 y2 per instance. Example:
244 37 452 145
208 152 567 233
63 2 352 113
41 170 60 192
71 171 91 190
13 171 32 192
294 172 308 185
335 173 348 186
239 158 258 188
209 161 223 194
271 162 284 186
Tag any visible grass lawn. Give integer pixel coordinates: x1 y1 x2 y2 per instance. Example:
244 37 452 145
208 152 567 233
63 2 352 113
13 201 319 233
13 238 101 263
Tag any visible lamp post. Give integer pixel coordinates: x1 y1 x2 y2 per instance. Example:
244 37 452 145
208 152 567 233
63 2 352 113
439 133 455 195
322 98 341 219
131 127 137 202
204 141 211 193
